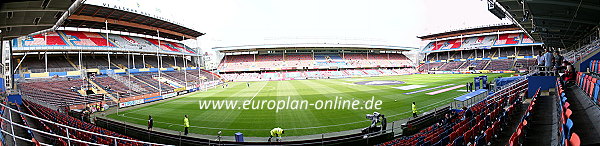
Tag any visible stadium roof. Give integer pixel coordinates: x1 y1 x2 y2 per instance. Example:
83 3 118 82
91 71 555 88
62 4 204 41
214 43 418 52
417 24 520 40
496 0 600 48
0 0 76 40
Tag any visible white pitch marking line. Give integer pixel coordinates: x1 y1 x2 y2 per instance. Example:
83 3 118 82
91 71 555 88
249 82 268 101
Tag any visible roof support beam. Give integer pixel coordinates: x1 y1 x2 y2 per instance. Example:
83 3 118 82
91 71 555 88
0 9 67 13
533 16 598 25
0 24 54 29
526 0 600 11
118 13 129 21
68 15 196 39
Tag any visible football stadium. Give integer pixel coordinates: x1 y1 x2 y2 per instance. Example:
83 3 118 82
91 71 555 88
1 0 599 146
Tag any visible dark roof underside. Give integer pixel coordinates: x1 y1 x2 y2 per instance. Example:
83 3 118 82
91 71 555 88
498 0 600 48
0 0 74 40
63 4 204 41
417 24 520 40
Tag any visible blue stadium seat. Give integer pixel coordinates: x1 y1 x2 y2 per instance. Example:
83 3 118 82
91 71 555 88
441 136 449 145
432 140 442 146
565 118 574 139
474 136 486 146
453 136 464 146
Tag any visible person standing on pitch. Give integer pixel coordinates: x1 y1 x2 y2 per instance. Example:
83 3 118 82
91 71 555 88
412 102 418 118
148 115 153 131
466 82 470 92
183 115 190 135
469 82 474 92
268 127 284 142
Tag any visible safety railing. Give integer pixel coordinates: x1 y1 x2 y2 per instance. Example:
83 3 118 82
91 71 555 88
0 100 168 146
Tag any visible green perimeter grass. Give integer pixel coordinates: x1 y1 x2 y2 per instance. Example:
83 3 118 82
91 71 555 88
107 74 509 137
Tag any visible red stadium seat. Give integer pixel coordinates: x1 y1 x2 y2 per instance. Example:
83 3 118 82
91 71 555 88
569 133 581 146
565 109 572 120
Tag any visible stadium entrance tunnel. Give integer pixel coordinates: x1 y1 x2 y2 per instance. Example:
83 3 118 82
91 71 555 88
354 80 405 86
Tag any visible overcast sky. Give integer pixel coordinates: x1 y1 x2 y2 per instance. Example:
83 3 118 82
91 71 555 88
132 0 511 50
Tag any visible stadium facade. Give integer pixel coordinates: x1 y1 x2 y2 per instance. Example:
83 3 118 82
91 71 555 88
0 0 598 145
214 43 419 81
0 0 222 145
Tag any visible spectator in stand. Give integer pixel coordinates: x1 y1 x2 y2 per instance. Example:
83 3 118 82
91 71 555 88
537 51 545 66
561 61 576 86
438 113 450 126
554 51 564 75
462 106 473 121
543 49 554 71
554 51 564 66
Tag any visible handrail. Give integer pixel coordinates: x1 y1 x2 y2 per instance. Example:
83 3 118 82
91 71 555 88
0 114 105 146
0 101 169 145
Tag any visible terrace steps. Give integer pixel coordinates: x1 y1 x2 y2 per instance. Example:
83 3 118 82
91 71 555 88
100 33 120 48
64 56 80 69
154 77 182 88
457 61 468 70
131 75 159 90
482 60 492 70
56 31 75 46
103 57 124 69
489 49 498 58
108 74 146 93
87 80 119 103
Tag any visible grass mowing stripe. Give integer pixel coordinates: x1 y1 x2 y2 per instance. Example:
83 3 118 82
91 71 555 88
107 74 511 136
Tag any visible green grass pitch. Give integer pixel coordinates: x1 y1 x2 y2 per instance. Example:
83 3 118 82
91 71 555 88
107 74 509 137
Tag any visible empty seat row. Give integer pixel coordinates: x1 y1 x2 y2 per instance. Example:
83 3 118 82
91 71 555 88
23 100 144 145
576 72 600 105
379 78 528 146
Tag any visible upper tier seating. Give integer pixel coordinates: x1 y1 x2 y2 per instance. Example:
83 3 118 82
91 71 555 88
222 68 417 81
63 31 115 47
108 35 154 51
494 33 521 46
144 38 179 52
285 54 312 61
23 32 66 46
315 54 343 60
219 53 412 71
16 31 194 54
